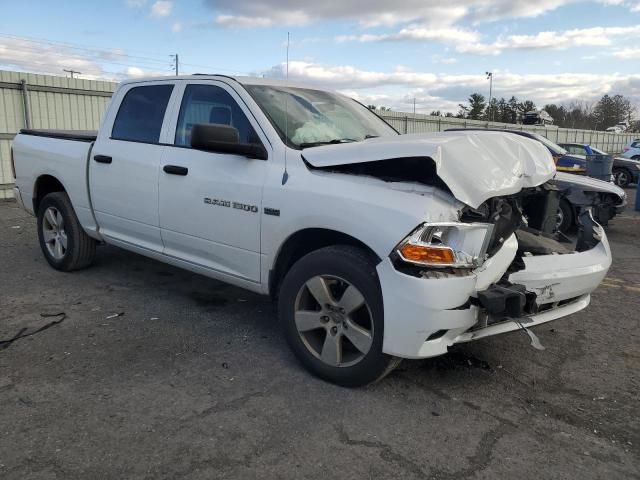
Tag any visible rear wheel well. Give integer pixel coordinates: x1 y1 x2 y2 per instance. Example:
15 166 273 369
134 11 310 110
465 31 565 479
269 228 381 299
33 175 66 214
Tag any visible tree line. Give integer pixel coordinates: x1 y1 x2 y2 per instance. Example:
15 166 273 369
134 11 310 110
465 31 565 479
446 93 638 131
369 94 639 131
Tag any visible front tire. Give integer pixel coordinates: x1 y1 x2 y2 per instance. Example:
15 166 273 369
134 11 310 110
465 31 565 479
37 192 96 271
556 198 575 235
278 245 400 387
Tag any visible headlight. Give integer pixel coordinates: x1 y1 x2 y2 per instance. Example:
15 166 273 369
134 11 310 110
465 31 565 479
635 164 640 170
396 222 494 268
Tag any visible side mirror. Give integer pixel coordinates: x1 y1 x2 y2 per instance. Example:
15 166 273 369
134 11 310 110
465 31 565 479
190 123 268 160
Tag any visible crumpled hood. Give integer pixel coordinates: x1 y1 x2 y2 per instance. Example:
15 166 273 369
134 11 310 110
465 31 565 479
302 131 556 208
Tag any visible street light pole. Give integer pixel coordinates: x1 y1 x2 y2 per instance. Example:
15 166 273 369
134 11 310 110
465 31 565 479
486 71 493 121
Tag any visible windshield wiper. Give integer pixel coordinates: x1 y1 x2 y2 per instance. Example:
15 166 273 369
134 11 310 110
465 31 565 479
298 138 358 149
364 134 379 139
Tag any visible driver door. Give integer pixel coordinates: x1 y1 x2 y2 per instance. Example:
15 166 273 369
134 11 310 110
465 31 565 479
158 81 270 282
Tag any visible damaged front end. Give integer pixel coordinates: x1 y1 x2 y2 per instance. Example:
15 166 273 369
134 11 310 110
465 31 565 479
459 184 607 324
383 181 611 355
301 132 611 357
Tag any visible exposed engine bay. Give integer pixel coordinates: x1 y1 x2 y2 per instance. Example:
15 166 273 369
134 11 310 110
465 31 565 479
458 186 603 324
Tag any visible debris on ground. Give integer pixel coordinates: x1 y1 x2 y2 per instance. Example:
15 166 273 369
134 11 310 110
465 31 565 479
0 312 66 351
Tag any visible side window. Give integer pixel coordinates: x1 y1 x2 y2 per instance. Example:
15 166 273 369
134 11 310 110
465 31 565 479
632 141 640 148
569 146 583 155
175 84 259 147
112 84 174 143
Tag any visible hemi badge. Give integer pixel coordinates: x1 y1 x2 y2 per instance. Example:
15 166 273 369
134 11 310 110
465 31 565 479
264 207 280 217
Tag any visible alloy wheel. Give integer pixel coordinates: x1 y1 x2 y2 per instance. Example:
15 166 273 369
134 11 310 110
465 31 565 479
294 275 374 368
42 206 67 260
615 170 630 188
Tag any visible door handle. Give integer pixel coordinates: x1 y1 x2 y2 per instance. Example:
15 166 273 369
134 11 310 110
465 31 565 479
94 155 112 164
163 165 188 176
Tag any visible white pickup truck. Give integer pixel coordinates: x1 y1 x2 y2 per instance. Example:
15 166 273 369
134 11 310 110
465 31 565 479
11 75 612 386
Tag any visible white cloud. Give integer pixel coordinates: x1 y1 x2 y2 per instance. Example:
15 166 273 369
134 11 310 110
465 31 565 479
601 0 640 11
0 36 106 79
216 15 279 28
126 66 146 77
338 23 640 55
613 47 640 58
337 27 480 45
215 11 310 27
205 0 575 29
261 60 640 111
456 25 640 55
171 21 183 33
263 61 439 89
0 36 169 81
151 0 172 17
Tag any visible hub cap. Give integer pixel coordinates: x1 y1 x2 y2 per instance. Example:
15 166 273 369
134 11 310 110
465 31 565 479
42 207 67 260
294 275 373 367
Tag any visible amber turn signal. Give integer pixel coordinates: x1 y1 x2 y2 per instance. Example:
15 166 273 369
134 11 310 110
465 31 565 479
399 243 456 265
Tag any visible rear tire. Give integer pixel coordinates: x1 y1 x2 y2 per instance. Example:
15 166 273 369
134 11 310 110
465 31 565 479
278 245 399 387
37 192 96 271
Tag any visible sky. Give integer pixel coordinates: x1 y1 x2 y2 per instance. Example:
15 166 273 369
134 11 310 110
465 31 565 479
1 0 639 114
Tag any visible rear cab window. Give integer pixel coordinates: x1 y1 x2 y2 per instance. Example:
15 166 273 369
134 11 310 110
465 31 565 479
112 84 174 143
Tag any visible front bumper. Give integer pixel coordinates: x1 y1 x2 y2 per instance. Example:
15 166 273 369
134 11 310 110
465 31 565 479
378 230 611 359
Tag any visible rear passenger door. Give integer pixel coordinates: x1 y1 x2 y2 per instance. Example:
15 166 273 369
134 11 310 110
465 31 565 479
158 81 270 283
90 82 178 252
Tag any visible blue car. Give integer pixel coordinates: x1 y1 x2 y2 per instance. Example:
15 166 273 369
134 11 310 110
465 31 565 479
560 142 640 188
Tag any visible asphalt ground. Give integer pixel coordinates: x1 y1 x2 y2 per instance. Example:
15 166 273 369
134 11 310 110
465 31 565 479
0 193 639 479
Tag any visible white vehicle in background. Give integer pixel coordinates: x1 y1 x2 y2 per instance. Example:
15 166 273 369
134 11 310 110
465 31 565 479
622 138 640 160
607 121 631 134
522 110 554 126
11 75 612 387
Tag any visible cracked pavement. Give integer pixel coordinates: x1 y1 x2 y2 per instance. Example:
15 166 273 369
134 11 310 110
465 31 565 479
0 196 639 479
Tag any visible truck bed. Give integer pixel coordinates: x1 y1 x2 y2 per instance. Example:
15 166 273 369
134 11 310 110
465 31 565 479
19 129 97 142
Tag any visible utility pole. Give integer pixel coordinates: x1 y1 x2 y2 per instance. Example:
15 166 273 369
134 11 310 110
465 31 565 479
63 69 81 79
413 97 416 116
486 71 493 121
171 54 179 76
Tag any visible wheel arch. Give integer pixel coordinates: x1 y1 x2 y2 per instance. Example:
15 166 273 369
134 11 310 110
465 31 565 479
269 228 382 299
33 174 67 215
